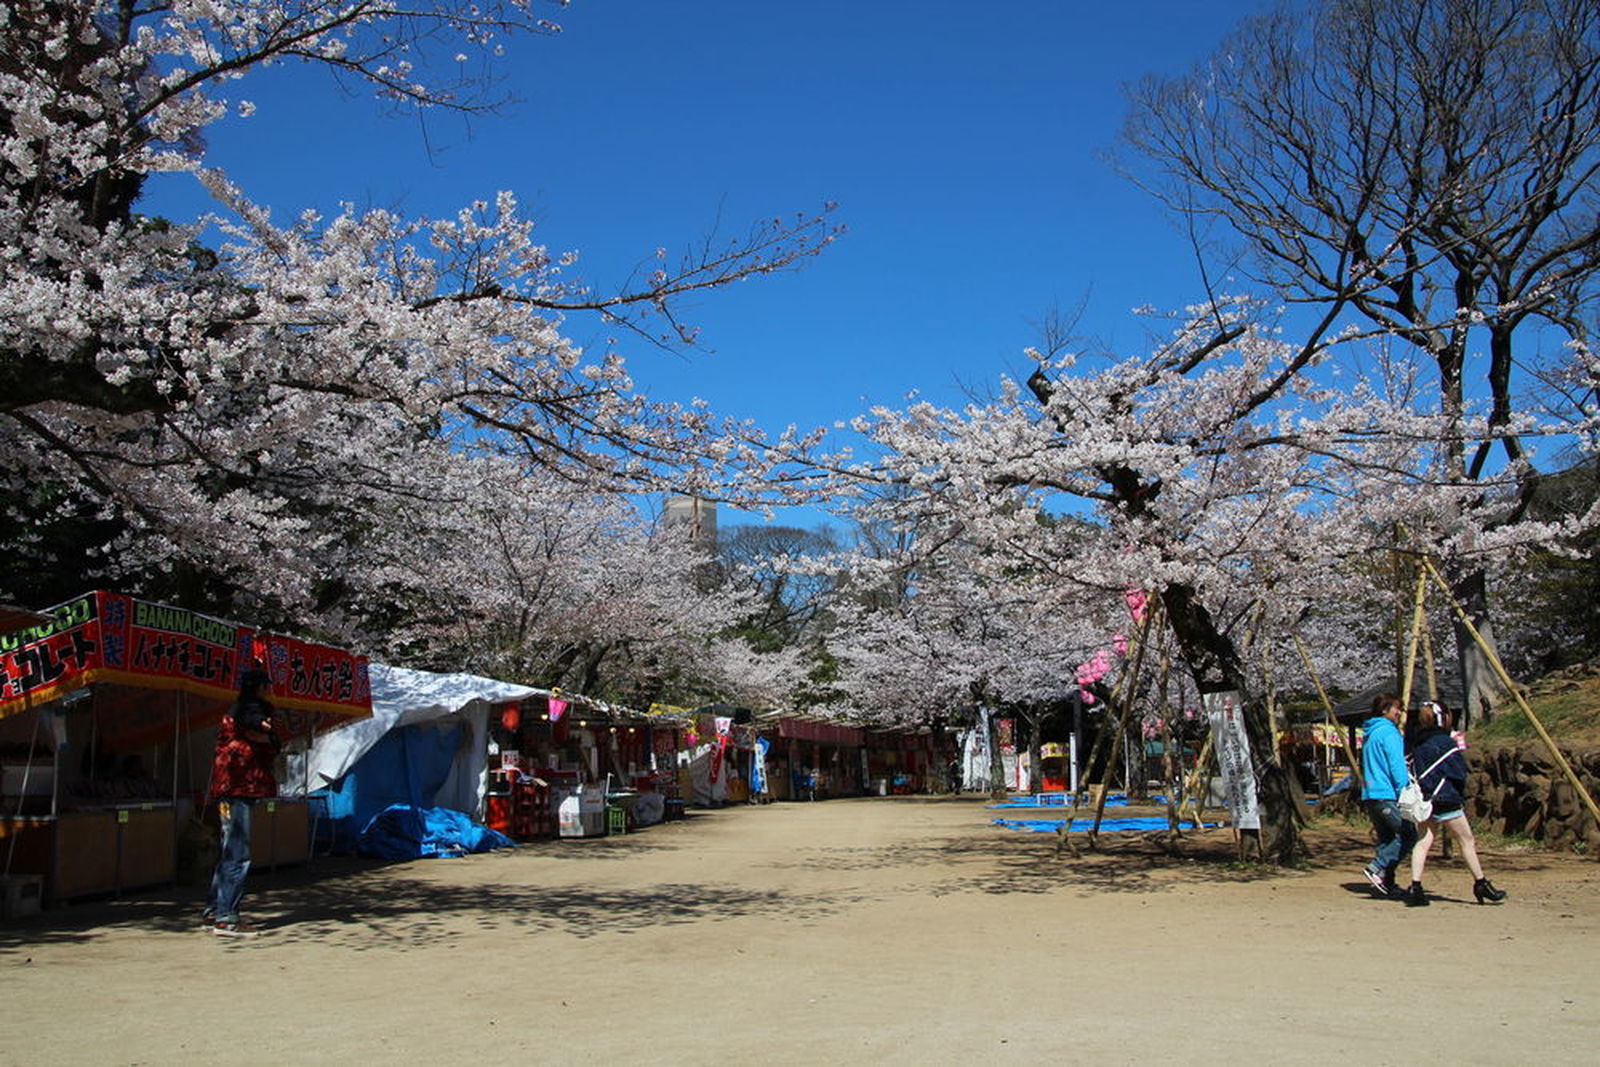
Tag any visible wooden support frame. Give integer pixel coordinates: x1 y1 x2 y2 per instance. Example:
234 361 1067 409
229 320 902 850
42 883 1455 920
1420 557 1600 845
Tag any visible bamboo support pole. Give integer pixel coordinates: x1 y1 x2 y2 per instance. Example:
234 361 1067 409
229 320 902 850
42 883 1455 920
1058 624 1149 858
1067 620 1144 811
1088 602 1160 844
1178 734 1215 828
1154 641 1183 843
1291 633 1364 791
1400 568 1428 708
1421 556 1600 837
1419 618 1441 702
1262 641 1281 768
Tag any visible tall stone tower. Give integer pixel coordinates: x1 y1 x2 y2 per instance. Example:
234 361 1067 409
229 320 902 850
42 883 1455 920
663 494 717 549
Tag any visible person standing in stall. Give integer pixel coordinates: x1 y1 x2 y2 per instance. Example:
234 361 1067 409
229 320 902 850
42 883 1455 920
204 666 282 937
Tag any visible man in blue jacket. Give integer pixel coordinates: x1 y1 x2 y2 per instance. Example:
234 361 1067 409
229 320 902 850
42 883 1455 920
1360 692 1415 898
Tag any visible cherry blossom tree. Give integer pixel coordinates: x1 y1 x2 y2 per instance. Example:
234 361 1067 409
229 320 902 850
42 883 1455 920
357 466 803 706
820 295 1600 862
1121 0 1600 721
0 0 835 616
821 527 1111 719
714 523 843 651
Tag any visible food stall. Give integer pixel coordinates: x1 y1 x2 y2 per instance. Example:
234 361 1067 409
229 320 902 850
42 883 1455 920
485 693 684 837
0 591 371 907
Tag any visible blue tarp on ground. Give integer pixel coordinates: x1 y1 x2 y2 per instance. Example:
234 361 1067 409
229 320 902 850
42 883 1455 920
988 794 1131 809
993 817 1219 833
357 804 515 860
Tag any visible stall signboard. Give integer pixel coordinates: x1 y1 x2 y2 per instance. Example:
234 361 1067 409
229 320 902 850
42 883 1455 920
0 591 371 732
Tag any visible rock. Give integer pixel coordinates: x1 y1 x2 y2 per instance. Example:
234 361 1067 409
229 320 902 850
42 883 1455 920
1548 779 1578 819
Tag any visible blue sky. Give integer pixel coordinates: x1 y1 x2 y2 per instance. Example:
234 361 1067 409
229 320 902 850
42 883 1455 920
138 0 1273 522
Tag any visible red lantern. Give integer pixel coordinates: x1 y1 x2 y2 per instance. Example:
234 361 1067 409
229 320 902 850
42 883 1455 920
500 704 521 731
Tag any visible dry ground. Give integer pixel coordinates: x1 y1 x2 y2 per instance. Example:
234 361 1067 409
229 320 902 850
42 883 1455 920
2 796 1595 1065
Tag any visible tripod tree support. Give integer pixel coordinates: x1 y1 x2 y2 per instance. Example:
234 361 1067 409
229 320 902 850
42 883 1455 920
1087 601 1161 846
1422 556 1600 842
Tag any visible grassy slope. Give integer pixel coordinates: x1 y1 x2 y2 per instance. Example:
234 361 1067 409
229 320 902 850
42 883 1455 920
1473 666 1600 749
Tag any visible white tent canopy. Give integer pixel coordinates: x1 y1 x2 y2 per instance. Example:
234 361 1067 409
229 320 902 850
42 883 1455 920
286 663 539 819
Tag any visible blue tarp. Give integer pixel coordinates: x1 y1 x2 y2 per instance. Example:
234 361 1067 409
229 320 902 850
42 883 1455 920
988 793 1131 809
1323 774 1354 796
318 720 467 852
357 804 514 860
993 817 1219 833
293 664 539 854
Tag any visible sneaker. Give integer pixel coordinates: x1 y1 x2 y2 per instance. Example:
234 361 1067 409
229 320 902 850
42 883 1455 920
1362 865 1388 895
211 919 261 939
199 909 215 930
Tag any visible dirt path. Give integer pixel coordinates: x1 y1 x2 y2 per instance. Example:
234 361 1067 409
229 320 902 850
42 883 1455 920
3 797 1596 1064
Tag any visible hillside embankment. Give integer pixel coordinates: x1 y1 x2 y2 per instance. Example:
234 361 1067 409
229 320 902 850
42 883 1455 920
1466 660 1600 853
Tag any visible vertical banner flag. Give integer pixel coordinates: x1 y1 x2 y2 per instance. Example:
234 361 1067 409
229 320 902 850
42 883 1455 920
751 736 770 795
709 715 733 784
1203 690 1261 830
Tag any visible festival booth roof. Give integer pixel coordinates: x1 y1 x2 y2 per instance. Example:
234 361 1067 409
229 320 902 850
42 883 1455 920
758 713 867 748
0 591 371 748
1331 679 1466 726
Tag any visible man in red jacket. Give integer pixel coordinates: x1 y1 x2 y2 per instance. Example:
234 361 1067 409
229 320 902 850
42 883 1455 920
205 667 281 937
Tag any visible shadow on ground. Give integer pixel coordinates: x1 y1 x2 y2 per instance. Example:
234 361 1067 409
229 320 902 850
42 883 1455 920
0 809 1557 953
772 811 1565 901
0 859 845 953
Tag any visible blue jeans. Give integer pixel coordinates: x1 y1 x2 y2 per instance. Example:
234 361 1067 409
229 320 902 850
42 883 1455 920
208 798 254 922
1364 799 1416 882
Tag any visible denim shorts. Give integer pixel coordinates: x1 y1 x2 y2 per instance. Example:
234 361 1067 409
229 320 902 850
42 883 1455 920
1432 807 1465 822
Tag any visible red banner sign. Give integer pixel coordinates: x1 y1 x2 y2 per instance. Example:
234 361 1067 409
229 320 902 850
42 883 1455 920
0 592 371 729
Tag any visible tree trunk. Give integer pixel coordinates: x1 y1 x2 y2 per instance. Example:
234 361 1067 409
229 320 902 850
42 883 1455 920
1160 583 1304 864
1450 567 1508 727
986 710 1008 799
